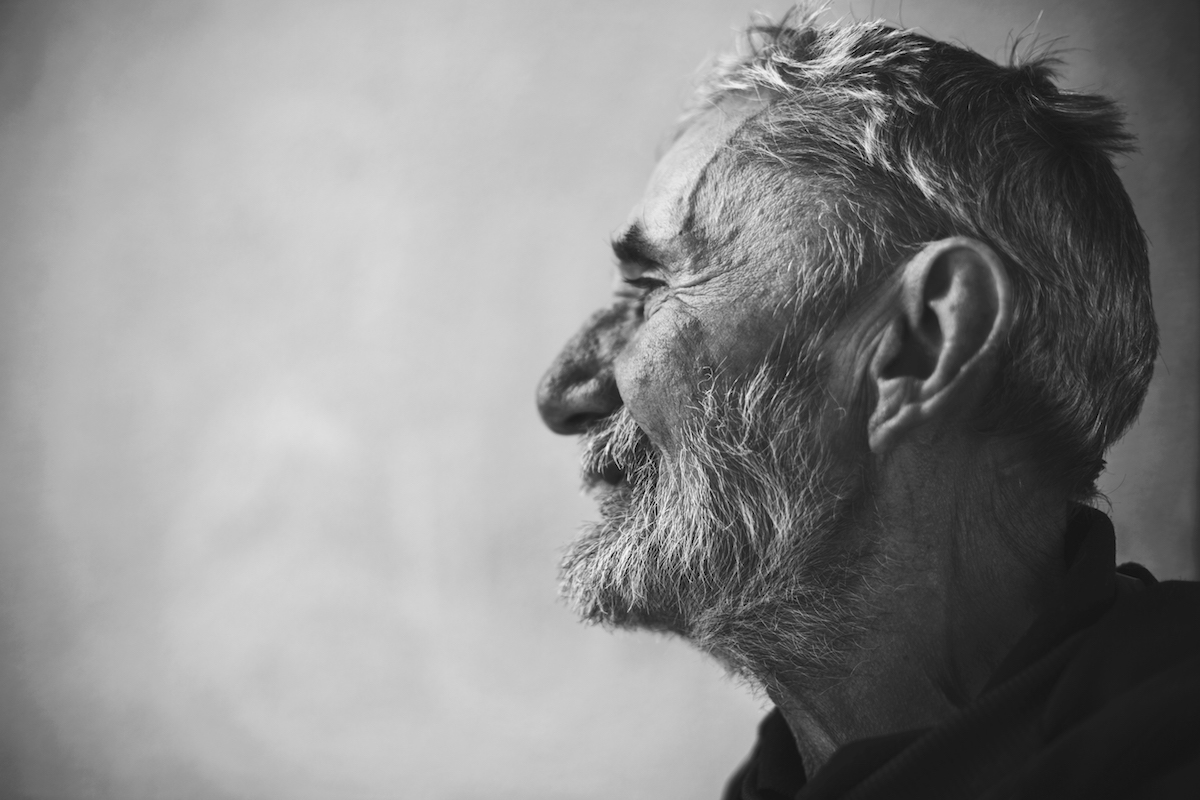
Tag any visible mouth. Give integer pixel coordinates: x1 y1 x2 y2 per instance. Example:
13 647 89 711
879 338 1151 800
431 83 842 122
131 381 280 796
584 459 627 490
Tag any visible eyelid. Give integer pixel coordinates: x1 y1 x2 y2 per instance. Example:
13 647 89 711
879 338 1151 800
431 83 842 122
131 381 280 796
611 269 665 306
616 256 650 275
622 275 665 290
615 254 668 281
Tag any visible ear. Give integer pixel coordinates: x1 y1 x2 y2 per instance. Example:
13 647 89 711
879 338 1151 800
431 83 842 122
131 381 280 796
868 237 1012 455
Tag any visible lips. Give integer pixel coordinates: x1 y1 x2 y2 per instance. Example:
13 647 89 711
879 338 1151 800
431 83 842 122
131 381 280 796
585 459 627 489
599 461 626 486
580 408 651 492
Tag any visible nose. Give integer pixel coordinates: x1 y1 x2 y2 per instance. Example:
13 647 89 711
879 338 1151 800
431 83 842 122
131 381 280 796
537 303 636 435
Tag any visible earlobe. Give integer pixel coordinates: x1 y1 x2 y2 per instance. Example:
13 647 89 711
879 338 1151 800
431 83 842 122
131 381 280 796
868 237 1012 454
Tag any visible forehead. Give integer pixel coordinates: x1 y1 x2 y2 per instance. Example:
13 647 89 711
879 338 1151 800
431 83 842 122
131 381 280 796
628 102 764 246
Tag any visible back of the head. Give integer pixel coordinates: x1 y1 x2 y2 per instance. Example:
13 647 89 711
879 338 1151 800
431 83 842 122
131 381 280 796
692 7 1158 503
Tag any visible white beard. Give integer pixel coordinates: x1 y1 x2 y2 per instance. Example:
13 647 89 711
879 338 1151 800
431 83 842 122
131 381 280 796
559 361 878 693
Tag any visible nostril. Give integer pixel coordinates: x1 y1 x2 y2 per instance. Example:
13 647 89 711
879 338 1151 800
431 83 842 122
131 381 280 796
559 412 604 436
538 387 617 435
537 371 622 436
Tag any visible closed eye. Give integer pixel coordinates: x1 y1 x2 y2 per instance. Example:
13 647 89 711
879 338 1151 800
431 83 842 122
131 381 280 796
622 276 666 292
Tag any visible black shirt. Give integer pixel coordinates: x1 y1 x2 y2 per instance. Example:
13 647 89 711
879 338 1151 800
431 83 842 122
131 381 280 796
723 506 1200 799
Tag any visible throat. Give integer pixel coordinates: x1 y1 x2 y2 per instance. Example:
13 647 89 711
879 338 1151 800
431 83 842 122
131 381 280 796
767 527 1061 776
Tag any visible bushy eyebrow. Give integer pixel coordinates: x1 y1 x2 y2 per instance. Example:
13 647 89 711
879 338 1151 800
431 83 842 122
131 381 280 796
610 223 667 269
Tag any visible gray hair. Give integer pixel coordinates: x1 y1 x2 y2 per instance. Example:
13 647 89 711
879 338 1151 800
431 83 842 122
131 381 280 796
692 7 1158 500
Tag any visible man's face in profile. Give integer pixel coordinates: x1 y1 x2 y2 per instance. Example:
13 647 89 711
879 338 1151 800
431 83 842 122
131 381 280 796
539 103 875 682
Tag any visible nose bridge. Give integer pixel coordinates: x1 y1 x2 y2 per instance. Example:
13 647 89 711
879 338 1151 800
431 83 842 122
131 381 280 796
537 303 637 435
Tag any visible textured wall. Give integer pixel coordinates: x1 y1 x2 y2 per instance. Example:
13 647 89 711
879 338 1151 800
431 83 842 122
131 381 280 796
0 1 1194 799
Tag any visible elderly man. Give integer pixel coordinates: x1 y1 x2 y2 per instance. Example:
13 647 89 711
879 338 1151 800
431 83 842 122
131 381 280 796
536 9 1198 799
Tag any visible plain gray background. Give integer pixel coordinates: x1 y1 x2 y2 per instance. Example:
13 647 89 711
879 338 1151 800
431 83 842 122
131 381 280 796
0 1 1195 798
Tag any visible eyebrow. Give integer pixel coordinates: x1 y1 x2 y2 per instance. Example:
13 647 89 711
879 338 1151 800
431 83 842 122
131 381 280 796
610 224 667 269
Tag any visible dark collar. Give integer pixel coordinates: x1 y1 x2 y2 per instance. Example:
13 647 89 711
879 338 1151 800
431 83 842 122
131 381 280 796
982 505 1119 691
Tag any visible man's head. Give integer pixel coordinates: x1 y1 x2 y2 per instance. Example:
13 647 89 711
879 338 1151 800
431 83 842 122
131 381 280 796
536 8 1156 693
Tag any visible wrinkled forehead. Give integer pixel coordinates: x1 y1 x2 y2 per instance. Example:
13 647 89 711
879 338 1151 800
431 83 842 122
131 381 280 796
629 99 766 245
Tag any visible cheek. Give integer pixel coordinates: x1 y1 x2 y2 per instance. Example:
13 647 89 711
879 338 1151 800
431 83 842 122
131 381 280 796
614 312 710 454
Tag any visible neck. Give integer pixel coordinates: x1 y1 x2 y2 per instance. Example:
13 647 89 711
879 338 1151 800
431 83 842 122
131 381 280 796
767 453 1069 775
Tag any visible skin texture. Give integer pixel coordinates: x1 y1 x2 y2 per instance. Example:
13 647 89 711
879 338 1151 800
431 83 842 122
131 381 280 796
539 103 800 452
537 105 1071 775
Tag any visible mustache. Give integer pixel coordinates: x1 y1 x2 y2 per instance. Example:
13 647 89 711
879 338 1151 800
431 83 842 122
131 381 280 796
579 406 657 490
577 360 827 493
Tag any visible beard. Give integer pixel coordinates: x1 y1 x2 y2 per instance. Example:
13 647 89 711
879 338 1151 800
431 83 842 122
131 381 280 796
558 358 877 693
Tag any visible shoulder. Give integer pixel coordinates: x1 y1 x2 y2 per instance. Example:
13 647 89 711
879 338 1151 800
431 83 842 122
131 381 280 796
1013 580 1200 798
1057 578 1200 708
1067 578 1200 677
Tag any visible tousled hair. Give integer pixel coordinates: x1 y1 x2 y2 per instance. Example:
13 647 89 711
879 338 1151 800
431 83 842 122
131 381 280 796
691 6 1158 500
